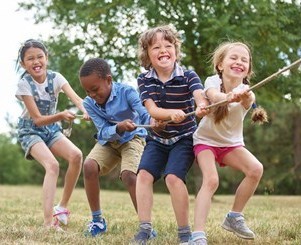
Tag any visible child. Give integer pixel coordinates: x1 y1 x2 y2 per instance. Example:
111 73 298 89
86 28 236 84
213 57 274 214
15 39 89 230
190 41 267 244
79 57 156 237
132 25 208 244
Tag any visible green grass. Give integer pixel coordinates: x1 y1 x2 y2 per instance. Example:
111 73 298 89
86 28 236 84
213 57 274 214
0 185 300 244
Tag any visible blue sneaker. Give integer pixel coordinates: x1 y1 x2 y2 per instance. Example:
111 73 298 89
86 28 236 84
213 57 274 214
85 218 107 237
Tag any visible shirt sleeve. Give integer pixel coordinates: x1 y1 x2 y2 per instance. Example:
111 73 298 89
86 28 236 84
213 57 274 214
187 70 204 92
83 98 122 143
204 74 221 91
15 78 32 101
137 73 150 105
126 86 151 125
53 72 68 94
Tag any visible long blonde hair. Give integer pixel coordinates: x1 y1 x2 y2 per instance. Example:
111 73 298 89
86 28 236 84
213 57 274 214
211 41 268 124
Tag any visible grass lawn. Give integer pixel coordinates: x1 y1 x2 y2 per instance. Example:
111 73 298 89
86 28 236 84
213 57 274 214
0 185 300 244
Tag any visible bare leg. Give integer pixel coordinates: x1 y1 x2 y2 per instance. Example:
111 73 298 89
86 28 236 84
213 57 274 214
194 150 219 231
165 174 189 227
121 170 137 212
136 170 154 222
50 137 82 208
223 147 263 212
30 142 60 227
83 158 101 212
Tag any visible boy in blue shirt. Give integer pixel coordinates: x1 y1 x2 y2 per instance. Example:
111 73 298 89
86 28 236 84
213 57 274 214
79 58 154 237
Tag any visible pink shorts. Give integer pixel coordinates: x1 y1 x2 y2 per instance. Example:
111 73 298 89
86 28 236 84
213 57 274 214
193 144 242 167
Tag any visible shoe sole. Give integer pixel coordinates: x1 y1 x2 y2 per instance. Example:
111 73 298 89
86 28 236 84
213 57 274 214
221 224 255 240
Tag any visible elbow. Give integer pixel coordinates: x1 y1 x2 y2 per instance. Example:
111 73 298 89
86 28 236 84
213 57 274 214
32 117 44 127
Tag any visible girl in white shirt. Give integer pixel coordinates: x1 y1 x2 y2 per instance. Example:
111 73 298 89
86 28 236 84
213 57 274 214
190 41 267 244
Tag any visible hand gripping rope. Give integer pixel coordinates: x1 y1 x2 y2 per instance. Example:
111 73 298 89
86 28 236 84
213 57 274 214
64 58 301 134
165 58 301 123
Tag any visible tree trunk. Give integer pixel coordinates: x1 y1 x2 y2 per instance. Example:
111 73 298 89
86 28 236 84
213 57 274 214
292 106 301 194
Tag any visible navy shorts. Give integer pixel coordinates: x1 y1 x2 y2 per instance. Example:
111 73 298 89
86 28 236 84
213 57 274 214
138 136 195 183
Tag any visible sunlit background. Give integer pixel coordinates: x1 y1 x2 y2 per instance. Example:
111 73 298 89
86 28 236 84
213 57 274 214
0 2 52 134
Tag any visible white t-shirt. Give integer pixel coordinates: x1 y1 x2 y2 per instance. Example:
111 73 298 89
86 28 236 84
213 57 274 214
193 75 250 147
15 71 68 119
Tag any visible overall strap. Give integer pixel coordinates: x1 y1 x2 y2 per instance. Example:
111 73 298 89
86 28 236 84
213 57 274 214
23 73 40 102
46 70 56 103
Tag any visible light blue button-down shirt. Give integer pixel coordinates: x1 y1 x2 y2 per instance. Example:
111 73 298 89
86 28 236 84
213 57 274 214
83 82 151 145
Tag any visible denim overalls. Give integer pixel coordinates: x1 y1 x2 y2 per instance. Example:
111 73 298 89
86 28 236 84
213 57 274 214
17 71 62 159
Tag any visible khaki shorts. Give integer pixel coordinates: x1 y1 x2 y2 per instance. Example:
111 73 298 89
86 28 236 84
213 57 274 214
86 135 146 176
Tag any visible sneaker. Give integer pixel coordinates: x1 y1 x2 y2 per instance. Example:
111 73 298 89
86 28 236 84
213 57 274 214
188 237 207 245
149 229 157 240
221 214 255 239
53 205 70 225
85 219 107 237
132 230 151 245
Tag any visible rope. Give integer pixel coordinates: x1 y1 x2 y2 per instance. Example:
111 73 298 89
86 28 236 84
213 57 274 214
165 58 301 123
72 58 301 128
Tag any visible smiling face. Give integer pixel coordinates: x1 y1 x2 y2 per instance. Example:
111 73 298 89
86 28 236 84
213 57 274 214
80 72 112 106
21 47 48 83
218 45 251 83
147 32 177 73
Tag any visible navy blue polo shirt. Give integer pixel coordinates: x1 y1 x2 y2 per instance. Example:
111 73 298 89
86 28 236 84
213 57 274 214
137 63 203 145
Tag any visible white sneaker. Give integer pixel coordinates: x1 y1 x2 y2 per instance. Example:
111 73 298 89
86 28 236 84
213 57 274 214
53 205 70 225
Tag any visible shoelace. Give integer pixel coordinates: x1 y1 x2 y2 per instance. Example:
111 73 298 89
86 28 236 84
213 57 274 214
53 209 70 219
87 222 103 232
53 208 70 226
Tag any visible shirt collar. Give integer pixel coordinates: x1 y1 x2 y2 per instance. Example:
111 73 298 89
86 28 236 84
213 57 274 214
145 63 184 80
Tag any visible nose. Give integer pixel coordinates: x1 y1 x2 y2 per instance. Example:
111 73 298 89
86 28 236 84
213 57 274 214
159 46 167 53
33 58 39 64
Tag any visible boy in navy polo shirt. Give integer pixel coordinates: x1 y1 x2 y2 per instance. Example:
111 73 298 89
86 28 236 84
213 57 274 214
132 25 208 244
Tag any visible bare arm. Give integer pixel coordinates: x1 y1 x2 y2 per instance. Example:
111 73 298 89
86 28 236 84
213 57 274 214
193 89 210 118
144 99 186 123
61 83 89 119
22 95 75 126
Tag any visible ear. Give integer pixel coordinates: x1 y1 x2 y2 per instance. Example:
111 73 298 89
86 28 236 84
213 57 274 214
217 63 223 72
20 61 26 69
106 75 113 84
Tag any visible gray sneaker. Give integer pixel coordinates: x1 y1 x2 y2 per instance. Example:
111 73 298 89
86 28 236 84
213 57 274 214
221 215 255 239
188 237 207 245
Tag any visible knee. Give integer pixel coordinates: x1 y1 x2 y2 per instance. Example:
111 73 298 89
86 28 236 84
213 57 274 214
45 160 60 177
70 149 83 167
248 163 263 181
165 174 181 188
121 170 137 188
203 176 219 193
83 159 99 179
137 170 153 184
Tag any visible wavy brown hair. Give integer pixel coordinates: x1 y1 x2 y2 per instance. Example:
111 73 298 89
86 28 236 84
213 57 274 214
138 24 182 70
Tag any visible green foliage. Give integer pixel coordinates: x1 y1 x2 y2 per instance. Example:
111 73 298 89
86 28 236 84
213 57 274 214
0 135 31 184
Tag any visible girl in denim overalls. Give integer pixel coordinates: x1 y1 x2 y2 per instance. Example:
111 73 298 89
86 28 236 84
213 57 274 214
15 39 89 231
